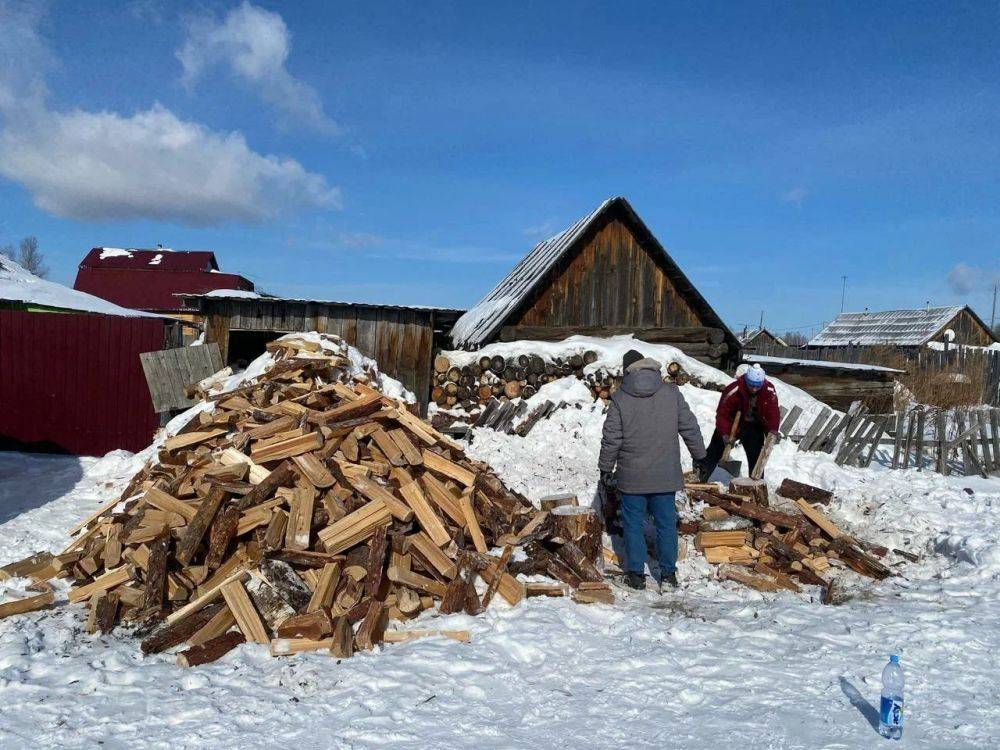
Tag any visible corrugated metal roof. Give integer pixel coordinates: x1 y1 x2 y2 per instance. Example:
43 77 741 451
807 306 965 347
450 197 624 347
180 292 465 315
80 247 219 271
738 327 786 347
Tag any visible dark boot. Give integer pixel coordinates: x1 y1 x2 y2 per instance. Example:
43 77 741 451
661 572 678 588
625 572 646 590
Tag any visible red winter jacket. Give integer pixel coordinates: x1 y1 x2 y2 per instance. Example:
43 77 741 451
715 376 781 436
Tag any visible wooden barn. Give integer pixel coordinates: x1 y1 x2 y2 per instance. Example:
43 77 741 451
449 196 740 370
181 293 464 412
808 305 995 349
739 326 787 351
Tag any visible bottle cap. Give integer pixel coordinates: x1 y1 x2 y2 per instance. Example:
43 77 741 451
889 654 900 664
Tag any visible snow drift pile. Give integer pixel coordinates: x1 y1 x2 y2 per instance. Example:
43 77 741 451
0 335 610 666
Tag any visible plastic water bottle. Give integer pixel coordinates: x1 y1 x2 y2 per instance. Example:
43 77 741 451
879 654 904 740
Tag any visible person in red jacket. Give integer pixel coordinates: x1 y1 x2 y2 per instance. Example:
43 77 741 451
698 364 780 480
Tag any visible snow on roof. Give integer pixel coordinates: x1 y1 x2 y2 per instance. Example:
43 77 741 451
450 198 617 347
81 247 216 271
204 288 261 299
0 256 159 317
182 291 464 314
744 354 905 374
738 327 787 347
808 306 965 347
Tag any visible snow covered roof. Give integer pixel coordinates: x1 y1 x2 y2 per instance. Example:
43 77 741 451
0 256 159 317
808 306 967 347
450 196 736 348
80 247 218 271
739 327 787 347
744 354 905 374
181 292 464 314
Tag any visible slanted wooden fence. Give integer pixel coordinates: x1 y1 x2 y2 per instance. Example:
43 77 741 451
793 401 1000 478
140 344 224 413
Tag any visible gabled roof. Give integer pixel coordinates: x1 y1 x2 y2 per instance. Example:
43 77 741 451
0 256 159 317
807 305 971 347
80 247 219 272
739 327 787 347
450 196 736 348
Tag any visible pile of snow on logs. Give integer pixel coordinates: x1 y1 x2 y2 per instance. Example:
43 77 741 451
0 335 612 665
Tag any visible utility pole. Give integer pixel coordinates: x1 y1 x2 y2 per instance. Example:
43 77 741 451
840 276 847 313
759 310 764 330
991 281 997 331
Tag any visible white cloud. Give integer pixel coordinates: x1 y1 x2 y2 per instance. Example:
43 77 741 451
0 4 338 225
177 2 337 136
339 232 383 249
947 262 1000 295
781 186 808 205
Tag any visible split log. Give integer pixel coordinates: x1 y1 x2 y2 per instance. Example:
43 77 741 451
729 477 769 507
177 632 246 667
141 601 226 655
776 478 833 506
550 506 603 565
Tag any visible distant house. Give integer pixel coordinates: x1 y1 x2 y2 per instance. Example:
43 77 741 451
1 256 169 455
73 247 255 337
738 327 787 351
449 196 740 369
808 305 995 349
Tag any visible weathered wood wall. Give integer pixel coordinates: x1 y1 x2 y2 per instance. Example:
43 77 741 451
931 308 994 347
504 217 735 368
198 299 442 412
754 361 898 411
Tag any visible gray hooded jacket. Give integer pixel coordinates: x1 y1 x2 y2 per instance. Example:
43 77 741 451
598 358 707 494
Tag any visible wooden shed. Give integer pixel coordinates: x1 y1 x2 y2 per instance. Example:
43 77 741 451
744 354 904 411
739 327 787 351
449 196 740 369
181 294 463 413
808 305 996 349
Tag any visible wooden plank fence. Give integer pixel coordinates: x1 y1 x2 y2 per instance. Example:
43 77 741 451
792 401 1000 477
140 344 224 413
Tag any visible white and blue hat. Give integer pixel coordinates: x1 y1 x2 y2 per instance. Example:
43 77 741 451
745 364 766 387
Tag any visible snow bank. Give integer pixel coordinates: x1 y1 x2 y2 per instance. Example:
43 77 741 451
204 288 262 299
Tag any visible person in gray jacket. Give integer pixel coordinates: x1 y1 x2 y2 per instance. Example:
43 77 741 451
599 349 707 589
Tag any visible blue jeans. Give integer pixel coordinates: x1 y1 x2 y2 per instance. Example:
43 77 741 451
619 492 678 576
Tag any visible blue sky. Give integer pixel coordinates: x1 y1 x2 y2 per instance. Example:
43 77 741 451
1 1 998 337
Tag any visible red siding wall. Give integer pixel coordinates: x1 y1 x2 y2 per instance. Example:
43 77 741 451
73 268 254 312
0 310 164 456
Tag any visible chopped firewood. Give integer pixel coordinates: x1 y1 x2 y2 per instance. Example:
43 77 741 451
571 587 615 605
777 478 834 505
718 564 781 592
383 629 470 644
480 546 513 609
178 631 245 667
355 600 388 650
0 589 55 620
794 499 845 540
422 449 476 487
221 580 269 644
703 546 758 565
525 583 568 597
276 610 331 640
329 616 354 658
460 491 488 553
539 493 577 511
694 530 750 551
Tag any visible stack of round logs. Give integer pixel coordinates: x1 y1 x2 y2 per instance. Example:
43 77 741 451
431 352 599 409
431 353 695 410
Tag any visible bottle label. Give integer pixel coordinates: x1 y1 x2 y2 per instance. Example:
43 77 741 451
880 697 903 727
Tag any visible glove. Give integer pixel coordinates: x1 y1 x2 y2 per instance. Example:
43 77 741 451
768 431 781 444
600 470 616 489
692 458 710 482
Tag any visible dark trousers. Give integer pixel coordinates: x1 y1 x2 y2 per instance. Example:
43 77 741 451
619 492 678 576
703 421 766 478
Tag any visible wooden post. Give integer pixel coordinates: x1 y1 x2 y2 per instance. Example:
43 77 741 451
976 409 994 471
936 410 948 475
891 411 905 469
861 416 889 468
914 409 926 472
779 405 803 437
729 477 769 506
798 407 831 452
902 412 916 469
955 411 972 476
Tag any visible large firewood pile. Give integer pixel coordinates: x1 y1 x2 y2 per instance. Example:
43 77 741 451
0 336 610 665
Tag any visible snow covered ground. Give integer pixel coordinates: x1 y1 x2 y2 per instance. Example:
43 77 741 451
2 339 1000 748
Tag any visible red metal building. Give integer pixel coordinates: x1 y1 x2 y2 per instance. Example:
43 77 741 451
73 247 254 314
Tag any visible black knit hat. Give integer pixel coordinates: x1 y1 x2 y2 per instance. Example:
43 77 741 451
622 349 643 371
